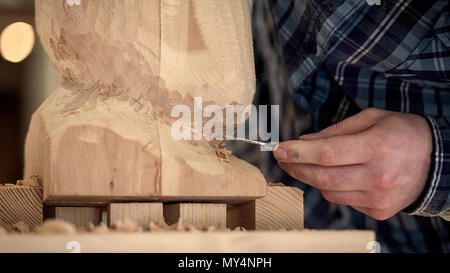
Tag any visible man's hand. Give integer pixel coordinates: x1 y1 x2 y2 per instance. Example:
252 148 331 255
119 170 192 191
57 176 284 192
274 108 433 220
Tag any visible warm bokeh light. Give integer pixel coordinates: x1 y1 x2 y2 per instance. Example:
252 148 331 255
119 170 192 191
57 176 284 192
0 22 35 63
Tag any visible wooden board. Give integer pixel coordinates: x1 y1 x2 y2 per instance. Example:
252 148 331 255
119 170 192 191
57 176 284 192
26 0 266 205
228 185 303 230
0 186 43 231
44 207 102 229
164 203 226 227
108 203 163 229
0 230 375 253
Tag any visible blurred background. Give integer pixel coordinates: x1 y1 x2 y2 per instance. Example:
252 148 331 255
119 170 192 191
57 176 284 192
0 0 59 184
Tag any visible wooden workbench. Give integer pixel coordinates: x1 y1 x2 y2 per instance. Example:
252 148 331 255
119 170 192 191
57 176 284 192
0 230 375 253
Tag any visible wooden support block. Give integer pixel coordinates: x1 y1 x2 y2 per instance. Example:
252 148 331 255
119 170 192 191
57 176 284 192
227 201 256 230
227 184 304 230
44 207 102 229
0 185 43 231
164 203 226 227
108 203 163 229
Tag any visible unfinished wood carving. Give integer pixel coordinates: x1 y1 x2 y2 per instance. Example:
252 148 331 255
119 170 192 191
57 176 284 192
25 0 266 204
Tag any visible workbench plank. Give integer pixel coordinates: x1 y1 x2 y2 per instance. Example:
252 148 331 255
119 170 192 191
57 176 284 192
0 230 375 253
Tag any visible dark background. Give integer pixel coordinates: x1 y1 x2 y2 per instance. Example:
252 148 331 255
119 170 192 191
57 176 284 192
0 0 60 185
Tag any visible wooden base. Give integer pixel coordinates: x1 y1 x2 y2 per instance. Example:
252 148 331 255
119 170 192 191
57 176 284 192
1 184 304 232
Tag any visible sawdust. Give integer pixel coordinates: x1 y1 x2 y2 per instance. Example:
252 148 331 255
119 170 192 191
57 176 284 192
1 218 247 235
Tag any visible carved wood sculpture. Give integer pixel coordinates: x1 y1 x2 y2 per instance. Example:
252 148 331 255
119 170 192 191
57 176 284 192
25 0 266 204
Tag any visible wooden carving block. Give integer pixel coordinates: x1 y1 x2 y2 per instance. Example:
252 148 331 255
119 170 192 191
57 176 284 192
227 184 304 230
108 203 163 229
164 203 226 227
25 0 266 205
44 207 102 229
0 186 43 231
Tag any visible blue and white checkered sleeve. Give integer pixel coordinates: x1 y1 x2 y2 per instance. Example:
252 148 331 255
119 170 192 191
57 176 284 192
404 116 450 221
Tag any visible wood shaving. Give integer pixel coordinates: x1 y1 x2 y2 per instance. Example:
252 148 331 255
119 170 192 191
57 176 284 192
209 140 232 163
149 218 236 232
11 222 31 233
174 218 202 232
148 218 170 231
216 147 232 163
233 226 246 232
87 222 109 234
16 176 42 187
1 219 247 235
35 220 76 234
111 219 143 233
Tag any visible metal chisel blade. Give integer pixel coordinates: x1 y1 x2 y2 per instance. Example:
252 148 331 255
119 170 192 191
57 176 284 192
234 137 278 151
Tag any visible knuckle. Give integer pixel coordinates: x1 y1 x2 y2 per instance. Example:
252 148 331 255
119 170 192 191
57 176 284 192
318 145 335 165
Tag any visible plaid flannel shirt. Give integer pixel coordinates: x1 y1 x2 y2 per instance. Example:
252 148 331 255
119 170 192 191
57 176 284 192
262 0 450 252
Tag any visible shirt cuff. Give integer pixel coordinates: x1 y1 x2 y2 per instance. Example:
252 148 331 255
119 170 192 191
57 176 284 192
403 115 450 220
